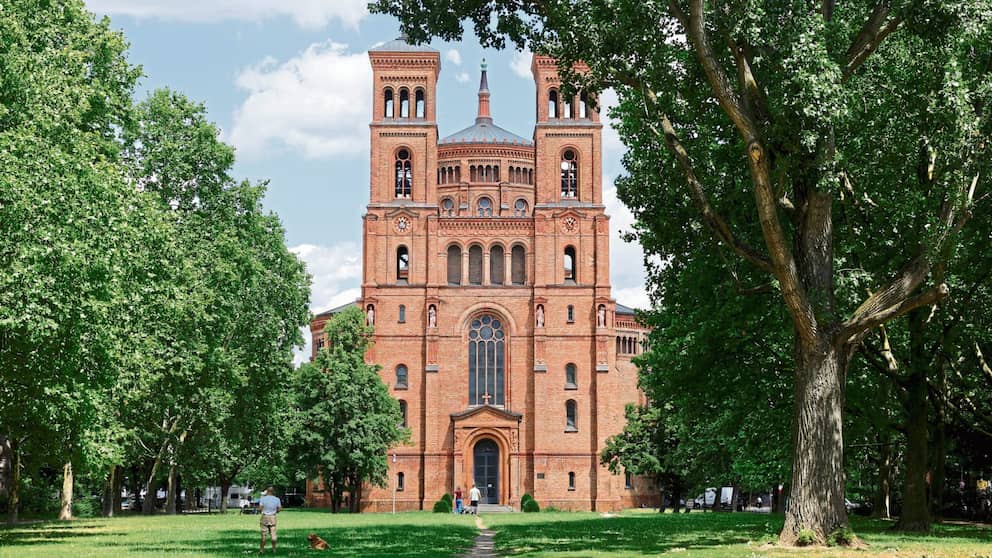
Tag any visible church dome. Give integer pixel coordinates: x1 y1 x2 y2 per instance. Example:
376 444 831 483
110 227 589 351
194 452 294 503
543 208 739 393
439 60 533 147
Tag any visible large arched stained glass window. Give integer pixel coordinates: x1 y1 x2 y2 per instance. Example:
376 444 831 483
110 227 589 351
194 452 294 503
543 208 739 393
468 315 505 406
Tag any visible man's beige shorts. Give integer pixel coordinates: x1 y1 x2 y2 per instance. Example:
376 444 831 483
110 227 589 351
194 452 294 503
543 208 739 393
260 514 277 539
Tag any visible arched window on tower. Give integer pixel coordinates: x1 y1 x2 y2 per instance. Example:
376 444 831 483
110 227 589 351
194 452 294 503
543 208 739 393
563 95 573 118
441 198 455 217
398 304 406 323
490 245 504 285
395 149 412 198
415 89 425 118
477 197 493 217
396 245 409 283
447 245 462 285
468 244 483 285
580 91 589 118
564 246 576 283
397 471 406 491
395 364 408 389
384 88 394 118
514 199 528 217
548 89 559 118
399 400 408 427
511 245 526 285
468 315 506 406
568 472 576 490
561 149 578 198
565 400 578 431
565 363 577 389
399 88 410 118
567 304 575 323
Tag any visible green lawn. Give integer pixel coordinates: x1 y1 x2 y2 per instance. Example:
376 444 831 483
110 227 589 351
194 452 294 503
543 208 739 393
484 510 992 557
1 509 990 557
0 510 478 557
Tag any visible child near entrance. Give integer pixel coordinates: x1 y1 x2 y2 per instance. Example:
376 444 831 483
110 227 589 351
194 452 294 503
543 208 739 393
469 484 482 514
454 486 464 514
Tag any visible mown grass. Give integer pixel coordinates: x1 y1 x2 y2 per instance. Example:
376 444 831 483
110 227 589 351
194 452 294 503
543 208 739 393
483 510 992 558
0 510 478 557
1 508 989 557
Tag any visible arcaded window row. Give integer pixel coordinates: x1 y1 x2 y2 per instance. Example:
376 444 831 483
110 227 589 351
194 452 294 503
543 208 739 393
383 87 425 119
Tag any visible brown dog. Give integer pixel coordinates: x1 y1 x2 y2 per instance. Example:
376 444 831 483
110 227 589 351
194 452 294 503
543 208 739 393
308 533 329 550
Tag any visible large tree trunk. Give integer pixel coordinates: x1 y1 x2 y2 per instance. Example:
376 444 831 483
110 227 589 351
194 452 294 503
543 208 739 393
166 464 179 515
219 473 231 514
142 456 162 515
102 465 116 517
112 465 122 515
897 374 930 530
931 358 948 519
59 462 74 520
671 476 683 513
873 435 892 519
780 340 849 545
898 310 931 532
7 440 20 525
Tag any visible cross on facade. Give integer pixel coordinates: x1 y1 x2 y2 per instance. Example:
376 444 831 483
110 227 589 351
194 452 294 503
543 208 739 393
482 393 491 405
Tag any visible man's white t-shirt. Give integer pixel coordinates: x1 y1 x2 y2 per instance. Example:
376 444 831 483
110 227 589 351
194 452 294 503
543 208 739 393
469 487 482 502
259 494 281 516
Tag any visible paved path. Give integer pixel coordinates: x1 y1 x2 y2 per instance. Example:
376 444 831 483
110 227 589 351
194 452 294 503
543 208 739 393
463 516 499 557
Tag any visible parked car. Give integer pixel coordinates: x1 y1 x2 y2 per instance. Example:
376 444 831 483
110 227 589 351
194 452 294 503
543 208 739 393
845 499 873 516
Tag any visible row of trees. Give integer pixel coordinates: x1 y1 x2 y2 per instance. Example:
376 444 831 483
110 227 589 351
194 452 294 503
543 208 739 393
0 0 311 523
373 0 991 544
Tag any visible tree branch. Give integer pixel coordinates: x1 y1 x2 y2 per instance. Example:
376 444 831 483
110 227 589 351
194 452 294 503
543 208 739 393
840 283 949 344
658 115 775 274
843 3 905 82
686 0 817 344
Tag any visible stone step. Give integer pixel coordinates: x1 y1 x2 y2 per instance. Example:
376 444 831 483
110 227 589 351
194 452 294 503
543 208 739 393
477 504 515 513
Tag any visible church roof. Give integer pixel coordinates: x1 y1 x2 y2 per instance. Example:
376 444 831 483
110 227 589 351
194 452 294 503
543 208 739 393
440 60 533 147
370 36 438 53
440 119 533 146
615 303 637 316
314 300 358 318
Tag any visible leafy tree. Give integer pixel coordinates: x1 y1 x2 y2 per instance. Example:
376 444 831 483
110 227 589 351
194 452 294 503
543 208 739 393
372 0 991 543
288 306 408 513
602 404 684 512
0 0 144 523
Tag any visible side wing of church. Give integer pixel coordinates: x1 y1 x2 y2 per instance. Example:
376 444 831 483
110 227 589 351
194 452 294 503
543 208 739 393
307 39 655 512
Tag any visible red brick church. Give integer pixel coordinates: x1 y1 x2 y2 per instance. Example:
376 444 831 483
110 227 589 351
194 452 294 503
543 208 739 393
306 38 653 511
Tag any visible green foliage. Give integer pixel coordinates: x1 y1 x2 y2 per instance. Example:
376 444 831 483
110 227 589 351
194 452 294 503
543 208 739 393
827 527 856 547
796 529 818 546
440 493 453 505
433 499 452 513
522 498 541 513
288 306 409 511
520 493 534 505
71 497 99 519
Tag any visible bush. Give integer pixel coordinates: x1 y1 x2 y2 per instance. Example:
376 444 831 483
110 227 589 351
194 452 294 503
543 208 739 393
72 496 100 518
827 527 856 547
795 529 818 546
440 493 453 505
522 498 540 513
432 499 451 513
520 493 534 506
543 506 562 512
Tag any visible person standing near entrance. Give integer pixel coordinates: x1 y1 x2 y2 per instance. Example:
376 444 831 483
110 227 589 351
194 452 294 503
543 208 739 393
258 487 282 554
454 486 463 514
469 484 482 514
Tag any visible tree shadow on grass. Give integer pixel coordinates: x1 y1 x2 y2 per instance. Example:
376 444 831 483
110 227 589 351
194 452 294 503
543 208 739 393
92 524 478 557
492 513 783 556
0 521 104 547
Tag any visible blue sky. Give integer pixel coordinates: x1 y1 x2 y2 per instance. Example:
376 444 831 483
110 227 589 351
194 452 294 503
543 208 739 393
85 1 648 361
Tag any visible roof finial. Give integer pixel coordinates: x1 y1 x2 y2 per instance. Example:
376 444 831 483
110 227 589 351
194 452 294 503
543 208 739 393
477 58 491 122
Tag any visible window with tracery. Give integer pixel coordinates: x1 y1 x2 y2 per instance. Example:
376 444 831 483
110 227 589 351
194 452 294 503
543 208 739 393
468 315 505 406
477 197 493 217
561 150 577 198
514 199 528 217
395 149 412 198
441 197 455 216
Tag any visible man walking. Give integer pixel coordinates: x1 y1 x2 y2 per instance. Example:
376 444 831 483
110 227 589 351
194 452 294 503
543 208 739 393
259 486 282 554
469 484 482 515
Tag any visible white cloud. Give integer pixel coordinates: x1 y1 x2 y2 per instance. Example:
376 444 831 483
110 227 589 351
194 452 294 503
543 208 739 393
290 241 363 365
510 50 532 79
446 49 463 66
455 72 471 84
86 0 368 29
230 41 371 160
604 180 649 310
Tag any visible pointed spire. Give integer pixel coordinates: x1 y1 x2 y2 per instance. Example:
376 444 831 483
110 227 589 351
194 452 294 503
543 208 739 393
476 58 492 123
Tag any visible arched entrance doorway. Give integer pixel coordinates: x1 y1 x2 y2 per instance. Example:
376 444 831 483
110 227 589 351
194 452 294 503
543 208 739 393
473 439 499 504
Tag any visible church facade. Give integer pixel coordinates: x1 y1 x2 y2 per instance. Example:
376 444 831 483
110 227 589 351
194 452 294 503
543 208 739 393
306 39 653 512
